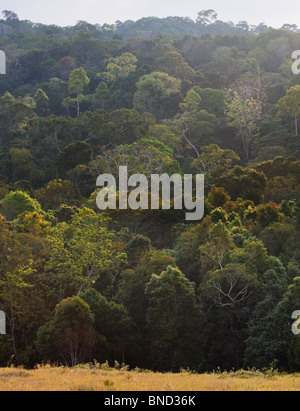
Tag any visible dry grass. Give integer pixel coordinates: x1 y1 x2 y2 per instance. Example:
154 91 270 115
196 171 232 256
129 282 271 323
0 365 299 391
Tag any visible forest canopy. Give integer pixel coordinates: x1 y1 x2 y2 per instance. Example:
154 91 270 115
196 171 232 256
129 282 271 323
0 9 300 372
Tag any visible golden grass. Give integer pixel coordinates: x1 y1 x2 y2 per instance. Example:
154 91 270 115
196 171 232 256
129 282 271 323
0 366 299 391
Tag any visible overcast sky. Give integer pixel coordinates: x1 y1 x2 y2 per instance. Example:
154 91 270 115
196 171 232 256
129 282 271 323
1 0 299 28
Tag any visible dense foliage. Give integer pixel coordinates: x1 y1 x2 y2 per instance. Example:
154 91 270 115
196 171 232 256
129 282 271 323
0 10 300 372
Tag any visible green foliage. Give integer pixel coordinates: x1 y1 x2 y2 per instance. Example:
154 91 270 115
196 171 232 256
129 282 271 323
1 191 42 221
277 86 300 135
35 179 81 210
37 297 95 366
134 72 182 120
94 138 181 177
0 13 300 373
153 51 196 84
146 266 204 371
82 288 134 362
226 80 262 161
63 68 90 116
68 68 90 96
34 89 50 116
46 208 127 297
193 87 227 117
56 142 93 176
192 144 240 174
101 53 138 83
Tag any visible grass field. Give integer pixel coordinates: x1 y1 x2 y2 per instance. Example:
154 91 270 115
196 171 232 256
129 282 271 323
0 365 300 391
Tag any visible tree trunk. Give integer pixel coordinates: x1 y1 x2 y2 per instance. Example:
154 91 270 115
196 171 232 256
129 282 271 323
243 135 250 162
76 93 80 117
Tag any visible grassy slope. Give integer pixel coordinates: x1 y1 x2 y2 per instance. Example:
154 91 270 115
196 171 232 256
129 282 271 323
0 367 300 391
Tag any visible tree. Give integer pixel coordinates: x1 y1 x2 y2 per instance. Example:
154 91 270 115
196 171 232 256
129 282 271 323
13 211 51 236
46 208 127 297
94 82 110 110
244 296 285 369
37 297 94 366
101 53 138 83
1 191 42 221
2 10 19 21
8 147 36 183
193 87 227 117
255 202 283 228
0 216 37 364
200 221 234 271
207 186 231 209
94 138 181 177
147 124 182 152
236 21 250 32
146 266 204 371
192 144 240 174
19 49 53 83
33 89 49 116
63 68 90 117
41 78 68 114
179 88 202 113
35 179 80 211
281 24 298 32
226 80 262 161
117 250 177 364
71 30 106 69
133 72 182 120
56 141 93 176
260 222 294 256
204 264 257 308
0 92 35 145
277 86 300 136
174 90 217 156
153 51 195 83
82 289 134 364
108 109 149 145
196 10 218 26
216 166 267 204
49 56 77 81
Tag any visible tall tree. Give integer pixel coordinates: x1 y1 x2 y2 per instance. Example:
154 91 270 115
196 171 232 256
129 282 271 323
146 266 204 371
101 53 138 84
2 10 19 21
133 72 182 120
174 89 216 156
226 80 262 161
1 191 42 221
277 85 300 136
196 10 218 26
64 68 90 117
37 297 95 366
45 208 127 297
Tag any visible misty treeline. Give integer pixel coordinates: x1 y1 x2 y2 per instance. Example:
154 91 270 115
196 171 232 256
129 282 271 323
0 9 299 39
0 9 300 371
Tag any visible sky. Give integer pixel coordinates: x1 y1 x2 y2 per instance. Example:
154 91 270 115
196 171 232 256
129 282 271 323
1 0 300 28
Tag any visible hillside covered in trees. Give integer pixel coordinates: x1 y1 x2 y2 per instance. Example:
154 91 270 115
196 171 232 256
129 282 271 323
0 9 300 372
